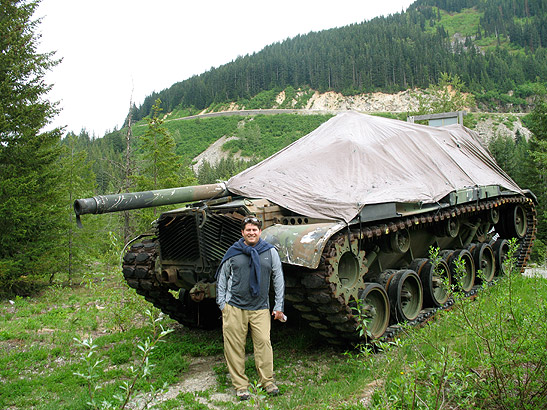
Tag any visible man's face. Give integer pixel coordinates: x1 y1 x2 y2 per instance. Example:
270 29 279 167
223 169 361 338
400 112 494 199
242 223 261 246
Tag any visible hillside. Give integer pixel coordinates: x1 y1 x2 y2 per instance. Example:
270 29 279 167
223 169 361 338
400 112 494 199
131 0 547 123
111 0 545 179
187 104 531 171
147 85 527 171
194 88 532 141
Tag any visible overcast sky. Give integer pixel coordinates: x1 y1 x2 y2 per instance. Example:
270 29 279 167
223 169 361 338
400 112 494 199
36 0 415 137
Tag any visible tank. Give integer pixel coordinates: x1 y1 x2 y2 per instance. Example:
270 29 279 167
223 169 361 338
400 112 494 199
74 112 537 343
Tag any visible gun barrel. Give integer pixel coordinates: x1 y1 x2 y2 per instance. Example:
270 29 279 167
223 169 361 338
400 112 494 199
74 183 229 216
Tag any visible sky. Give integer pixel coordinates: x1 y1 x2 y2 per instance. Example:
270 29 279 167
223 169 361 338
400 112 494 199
36 0 415 137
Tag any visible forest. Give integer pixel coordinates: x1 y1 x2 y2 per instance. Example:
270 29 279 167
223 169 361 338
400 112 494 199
133 0 547 121
1 0 546 294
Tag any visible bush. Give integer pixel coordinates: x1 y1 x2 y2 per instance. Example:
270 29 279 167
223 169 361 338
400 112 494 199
531 238 546 264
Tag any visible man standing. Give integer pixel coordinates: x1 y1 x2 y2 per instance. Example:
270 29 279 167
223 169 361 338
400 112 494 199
216 216 285 400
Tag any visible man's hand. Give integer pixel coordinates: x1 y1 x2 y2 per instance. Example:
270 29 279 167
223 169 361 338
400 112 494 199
272 310 287 322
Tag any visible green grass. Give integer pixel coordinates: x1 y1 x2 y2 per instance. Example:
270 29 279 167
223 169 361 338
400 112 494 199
439 7 482 38
132 115 242 163
130 112 334 166
222 113 333 159
1 261 546 409
424 7 522 54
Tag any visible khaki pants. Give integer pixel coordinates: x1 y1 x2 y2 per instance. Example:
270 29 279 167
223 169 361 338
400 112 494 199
222 303 274 391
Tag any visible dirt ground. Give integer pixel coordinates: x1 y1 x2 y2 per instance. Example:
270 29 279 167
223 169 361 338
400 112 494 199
158 355 234 408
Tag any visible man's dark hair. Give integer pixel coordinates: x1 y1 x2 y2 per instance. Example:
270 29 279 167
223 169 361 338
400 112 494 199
241 216 262 230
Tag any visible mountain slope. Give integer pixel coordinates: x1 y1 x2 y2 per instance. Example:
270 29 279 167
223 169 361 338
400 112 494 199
132 0 547 123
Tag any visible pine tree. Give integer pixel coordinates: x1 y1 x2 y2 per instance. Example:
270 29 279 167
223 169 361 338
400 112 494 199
0 0 64 293
134 99 183 192
414 72 476 116
121 96 136 242
489 134 519 178
526 101 547 245
132 99 195 231
58 132 97 284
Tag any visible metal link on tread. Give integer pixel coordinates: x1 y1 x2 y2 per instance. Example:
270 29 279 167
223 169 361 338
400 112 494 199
122 239 198 327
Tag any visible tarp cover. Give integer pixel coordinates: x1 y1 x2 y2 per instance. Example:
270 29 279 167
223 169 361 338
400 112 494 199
226 111 522 223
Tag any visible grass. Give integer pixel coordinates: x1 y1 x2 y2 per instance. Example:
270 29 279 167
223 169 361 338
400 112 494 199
424 7 521 54
439 8 482 38
1 259 546 409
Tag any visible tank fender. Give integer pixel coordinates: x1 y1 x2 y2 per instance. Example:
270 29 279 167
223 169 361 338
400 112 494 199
261 222 346 269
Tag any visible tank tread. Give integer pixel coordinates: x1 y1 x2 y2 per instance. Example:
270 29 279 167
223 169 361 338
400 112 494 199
122 239 204 328
284 196 537 344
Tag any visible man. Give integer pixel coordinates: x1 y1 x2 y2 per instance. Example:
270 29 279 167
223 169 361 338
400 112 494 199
216 215 285 400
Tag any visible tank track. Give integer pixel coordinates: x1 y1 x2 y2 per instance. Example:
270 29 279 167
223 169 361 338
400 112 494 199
122 240 219 329
284 196 537 344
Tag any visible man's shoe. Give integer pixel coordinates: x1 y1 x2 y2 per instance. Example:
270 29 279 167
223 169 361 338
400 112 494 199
264 383 279 396
236 389 250 400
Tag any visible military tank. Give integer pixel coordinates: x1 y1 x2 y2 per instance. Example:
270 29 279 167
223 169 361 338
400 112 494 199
74 112 537 343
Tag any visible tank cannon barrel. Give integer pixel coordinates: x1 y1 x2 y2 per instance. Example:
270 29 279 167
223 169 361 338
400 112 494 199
74 182 229 216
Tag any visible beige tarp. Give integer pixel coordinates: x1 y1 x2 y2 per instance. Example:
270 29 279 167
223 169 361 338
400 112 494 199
226 111 522 223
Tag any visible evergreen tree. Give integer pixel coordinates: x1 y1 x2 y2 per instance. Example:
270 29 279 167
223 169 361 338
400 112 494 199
0 0 64 293
196 157 255 184
58 132 97 284
414 72 476 116
512 130 532 187
121 97 136 243
134 99 182 192
132 99 195 231
489 134 519 178
526 101 547 245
